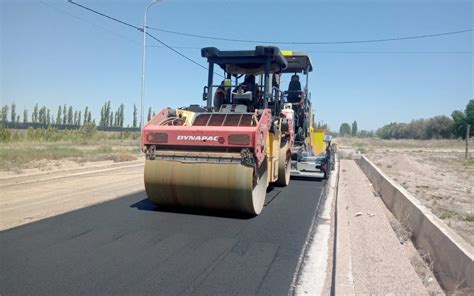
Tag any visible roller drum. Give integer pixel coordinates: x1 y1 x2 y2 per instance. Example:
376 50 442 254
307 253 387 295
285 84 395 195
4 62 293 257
144 159 268 215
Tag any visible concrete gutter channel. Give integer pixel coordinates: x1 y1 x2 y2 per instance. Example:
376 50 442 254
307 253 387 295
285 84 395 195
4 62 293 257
295 153 473 295
358 155 474 294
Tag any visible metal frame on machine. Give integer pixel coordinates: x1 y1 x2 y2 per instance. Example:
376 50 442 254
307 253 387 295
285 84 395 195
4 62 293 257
278 51 328 178
201 46 288 113
280 50 314 110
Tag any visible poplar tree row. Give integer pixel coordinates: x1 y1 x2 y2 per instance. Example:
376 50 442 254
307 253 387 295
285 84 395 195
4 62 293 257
1 101 158 129
1 102 92 126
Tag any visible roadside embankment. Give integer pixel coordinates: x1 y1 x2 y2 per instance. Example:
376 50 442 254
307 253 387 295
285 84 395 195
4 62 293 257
359 156 474 294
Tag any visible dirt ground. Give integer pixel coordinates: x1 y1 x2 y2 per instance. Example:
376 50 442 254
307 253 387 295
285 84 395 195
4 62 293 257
336 137 474 246
0 159 144 230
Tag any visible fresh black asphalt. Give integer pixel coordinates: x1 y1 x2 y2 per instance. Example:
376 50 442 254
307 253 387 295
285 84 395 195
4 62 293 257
0 178 325 295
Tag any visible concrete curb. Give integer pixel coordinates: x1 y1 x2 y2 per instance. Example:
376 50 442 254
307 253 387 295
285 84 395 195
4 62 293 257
358 156 474 293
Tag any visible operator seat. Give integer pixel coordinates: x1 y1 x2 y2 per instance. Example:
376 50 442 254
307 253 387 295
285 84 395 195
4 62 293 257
232 75 260 111
287 74 302 103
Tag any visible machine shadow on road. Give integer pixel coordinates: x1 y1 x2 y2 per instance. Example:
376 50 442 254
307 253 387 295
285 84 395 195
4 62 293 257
129 198 256 220
130 179 324 219
290 176 326 182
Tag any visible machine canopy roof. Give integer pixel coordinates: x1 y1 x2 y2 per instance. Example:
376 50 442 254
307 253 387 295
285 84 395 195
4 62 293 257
201 46 288 75
281 50 313 74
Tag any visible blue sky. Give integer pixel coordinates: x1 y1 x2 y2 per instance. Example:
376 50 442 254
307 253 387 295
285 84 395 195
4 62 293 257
1 0 472 131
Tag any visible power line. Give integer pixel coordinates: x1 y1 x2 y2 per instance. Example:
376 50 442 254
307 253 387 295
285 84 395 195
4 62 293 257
146 27 473 45
146 32 210 72
56 1 472 58
68 0 138 31
39 0 139 46
66 0 223 78
148 46 473 54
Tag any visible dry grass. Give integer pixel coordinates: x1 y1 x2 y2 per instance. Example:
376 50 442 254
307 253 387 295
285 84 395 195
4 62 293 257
0 140 139 172
383 207 444 295
409 253 433 286
389 214 412 243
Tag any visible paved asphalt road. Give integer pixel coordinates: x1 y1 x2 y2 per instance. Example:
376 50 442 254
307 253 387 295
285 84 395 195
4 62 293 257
1 178 326 295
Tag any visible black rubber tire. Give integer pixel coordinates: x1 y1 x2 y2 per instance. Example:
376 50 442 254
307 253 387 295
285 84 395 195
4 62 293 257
275 142 291 186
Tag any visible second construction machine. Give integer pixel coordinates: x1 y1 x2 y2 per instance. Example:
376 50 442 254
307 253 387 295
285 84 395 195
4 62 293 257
142 46 318 215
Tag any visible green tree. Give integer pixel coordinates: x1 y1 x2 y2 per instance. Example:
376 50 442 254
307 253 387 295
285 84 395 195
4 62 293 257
62 105 67 124
56 106 62 125
106 101 111 126
10 102 16 123
100 101 111 126
67 106 73 124
23 109 28 123
33 104 39 123
73 111 78 125
377 122 396 139
38 106 46 124
351 121 358 136
451 110 466 139
77 111 82 126
114 111 118 127
109 111 114 127
1 105 9 123
339 123 351 136
133 104 137 128
87 110 92 124
147 107 152 122
465 99 474 130
38 106 43 124
46 108 51 125
118 104 124 127
83 107 89 125
425 116 453 139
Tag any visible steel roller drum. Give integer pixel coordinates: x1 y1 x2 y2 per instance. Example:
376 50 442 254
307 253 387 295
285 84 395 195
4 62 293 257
144 159 268 215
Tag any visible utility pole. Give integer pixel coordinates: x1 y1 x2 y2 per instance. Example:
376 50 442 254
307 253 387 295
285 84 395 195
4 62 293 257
466 124 471 159
140 0 162 130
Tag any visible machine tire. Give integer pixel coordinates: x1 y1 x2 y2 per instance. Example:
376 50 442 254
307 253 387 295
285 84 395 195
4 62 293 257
250 161 269 215
275 142 291 186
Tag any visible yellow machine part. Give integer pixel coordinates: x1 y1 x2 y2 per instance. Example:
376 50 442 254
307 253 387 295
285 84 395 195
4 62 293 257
265 132 281 183
310 128 326 155
144 157 268 215
175 109 196 125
